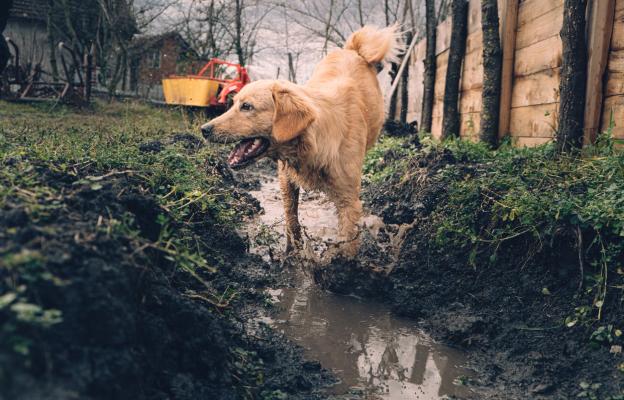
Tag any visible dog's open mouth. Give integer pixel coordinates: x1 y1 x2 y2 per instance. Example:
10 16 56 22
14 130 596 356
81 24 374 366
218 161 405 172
227 137 270 169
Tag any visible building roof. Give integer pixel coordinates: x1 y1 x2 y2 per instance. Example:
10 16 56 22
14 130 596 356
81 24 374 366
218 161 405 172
9 0 49 22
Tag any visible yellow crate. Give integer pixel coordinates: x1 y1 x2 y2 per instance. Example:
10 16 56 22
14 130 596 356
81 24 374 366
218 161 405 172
162 77 220 107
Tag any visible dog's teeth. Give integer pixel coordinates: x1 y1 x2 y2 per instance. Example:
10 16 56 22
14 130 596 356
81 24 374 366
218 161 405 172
253 139 260 146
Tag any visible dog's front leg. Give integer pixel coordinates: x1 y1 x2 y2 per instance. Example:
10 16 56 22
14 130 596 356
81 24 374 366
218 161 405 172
335 196 363 257
278 161 302 253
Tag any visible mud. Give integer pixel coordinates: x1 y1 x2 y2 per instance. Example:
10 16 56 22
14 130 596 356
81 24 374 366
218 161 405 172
0 156 333 399
244 170 480 399
313 148 624 399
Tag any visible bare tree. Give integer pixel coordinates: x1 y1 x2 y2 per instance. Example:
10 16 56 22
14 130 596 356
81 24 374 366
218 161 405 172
420 0 436 133
480 0 502 147
557 0 588 152
442 0 468 139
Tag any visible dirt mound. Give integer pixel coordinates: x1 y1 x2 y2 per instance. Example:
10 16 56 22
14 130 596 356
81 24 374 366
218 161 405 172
383 119 419 139
0 162 332 400
319 144 624 399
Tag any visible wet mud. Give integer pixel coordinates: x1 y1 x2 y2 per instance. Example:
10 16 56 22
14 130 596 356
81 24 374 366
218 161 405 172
243 170 479 399
0 156 333 399
311 148 624 399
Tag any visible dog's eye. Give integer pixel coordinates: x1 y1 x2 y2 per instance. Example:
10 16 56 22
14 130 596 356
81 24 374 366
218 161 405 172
240 102 254 111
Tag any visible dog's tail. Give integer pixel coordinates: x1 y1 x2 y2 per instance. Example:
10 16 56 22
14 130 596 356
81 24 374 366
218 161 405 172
344 24 404 65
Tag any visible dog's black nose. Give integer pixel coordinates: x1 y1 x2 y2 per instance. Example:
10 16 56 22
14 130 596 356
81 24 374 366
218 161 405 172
201 124 214 139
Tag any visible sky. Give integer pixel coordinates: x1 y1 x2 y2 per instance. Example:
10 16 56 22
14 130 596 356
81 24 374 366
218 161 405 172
136 0 440 83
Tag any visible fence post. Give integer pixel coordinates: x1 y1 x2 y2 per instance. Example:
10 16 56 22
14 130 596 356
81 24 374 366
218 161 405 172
498 0 518 139
583 0 615 145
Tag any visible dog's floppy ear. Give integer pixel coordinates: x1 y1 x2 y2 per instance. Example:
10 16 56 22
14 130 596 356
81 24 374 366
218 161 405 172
272 83 316 143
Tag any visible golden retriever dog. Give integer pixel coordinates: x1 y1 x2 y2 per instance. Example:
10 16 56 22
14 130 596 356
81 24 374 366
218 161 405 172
201 26 402 257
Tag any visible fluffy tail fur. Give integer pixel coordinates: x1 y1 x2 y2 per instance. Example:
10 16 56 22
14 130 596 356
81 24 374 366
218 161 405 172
344 24 404 65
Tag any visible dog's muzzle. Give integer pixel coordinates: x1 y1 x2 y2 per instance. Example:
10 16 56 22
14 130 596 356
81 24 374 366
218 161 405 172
201 124 214 140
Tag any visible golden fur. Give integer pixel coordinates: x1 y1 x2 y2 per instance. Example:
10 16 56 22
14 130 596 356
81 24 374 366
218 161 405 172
202 25 402 256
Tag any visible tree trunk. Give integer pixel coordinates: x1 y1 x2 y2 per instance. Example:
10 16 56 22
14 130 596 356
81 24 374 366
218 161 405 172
421 0 437 133
234 0 245 65
442 0 468 139
480 0 503 147
557 0 588 152
400 32 412 124
357 0 364 27
288 52 297 83
384 0 390 26
322 0 335 54
388 62 399 119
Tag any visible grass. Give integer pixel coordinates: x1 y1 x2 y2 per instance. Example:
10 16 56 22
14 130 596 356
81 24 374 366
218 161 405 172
0 100 249 346
365 129 624 330
0 100 244 221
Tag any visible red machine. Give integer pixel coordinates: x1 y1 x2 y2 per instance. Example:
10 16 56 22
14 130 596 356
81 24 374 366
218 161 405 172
162 58 250 108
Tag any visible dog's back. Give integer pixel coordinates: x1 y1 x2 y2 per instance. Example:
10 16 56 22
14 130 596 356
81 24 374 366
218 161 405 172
306 26 403 150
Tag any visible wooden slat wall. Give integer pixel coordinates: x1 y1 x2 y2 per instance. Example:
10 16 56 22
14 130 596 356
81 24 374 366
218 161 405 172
508 0 563 147
394 0 620 146
601 0 624 140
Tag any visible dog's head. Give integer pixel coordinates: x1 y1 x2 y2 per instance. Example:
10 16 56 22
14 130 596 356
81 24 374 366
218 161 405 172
201 80 316 169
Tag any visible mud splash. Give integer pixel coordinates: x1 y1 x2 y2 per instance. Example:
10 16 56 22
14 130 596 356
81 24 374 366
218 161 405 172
244 170 476 399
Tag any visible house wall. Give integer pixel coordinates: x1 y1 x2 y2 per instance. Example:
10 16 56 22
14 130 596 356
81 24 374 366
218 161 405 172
138 36 181 86
4 18 52 79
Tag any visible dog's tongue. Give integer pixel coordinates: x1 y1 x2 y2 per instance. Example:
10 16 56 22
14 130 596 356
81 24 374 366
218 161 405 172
228 138 264 166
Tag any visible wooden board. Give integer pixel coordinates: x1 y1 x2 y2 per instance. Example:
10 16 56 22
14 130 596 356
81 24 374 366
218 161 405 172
460 88 483 113
465 30 483 55
515 6 563 50
460 111 481 138
607 49 624 74
436 18 452 55
406 61 425 124
605 71 624 97
431 115 443 138
467 0 482 34
514 35 562 76
584 0 616 145
461 50 484 91
411 40 427 63
517 0 563 27
514 137 554 147
509 103 559 137
610 7 624 51
499 0 520 137
436 50 450 69
432 96 444 117
600 95 624 136
511 68 561 108
434 53 448 100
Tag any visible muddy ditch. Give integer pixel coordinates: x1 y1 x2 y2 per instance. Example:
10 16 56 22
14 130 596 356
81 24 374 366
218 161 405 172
312 144 624 399
241 170 479 399
2 122 622 400
0 154 333 399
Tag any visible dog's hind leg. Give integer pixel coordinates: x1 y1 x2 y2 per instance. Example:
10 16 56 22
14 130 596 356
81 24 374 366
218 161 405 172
278 161 302 253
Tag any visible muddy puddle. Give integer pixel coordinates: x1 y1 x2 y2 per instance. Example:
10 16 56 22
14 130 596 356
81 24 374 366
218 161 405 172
244 171 476 399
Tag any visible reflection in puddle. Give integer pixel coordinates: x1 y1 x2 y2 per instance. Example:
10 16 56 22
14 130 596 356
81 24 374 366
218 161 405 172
269 274 474 399
245 171 475 399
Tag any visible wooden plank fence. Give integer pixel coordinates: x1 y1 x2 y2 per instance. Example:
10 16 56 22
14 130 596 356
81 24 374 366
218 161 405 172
394 0 624 146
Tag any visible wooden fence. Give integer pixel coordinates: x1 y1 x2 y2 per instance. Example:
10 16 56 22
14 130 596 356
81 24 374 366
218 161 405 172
394 0 624 146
